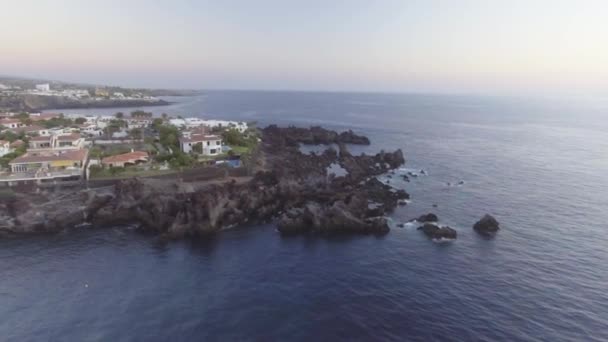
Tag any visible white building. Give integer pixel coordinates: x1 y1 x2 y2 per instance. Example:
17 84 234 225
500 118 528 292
179 133 222 156
169 117 248 133
28 133 85 151
35 83 51 92
0 140 14 157
0 119 25 129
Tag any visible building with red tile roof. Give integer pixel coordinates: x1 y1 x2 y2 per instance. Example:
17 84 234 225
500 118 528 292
101 151 149 168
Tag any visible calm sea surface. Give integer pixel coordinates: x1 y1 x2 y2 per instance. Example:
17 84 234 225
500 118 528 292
4 92 608 341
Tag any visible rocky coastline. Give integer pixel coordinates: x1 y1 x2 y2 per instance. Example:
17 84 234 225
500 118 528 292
0 94 169 112
0 125 410 238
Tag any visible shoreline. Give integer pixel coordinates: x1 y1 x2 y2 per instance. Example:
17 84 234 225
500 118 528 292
0 125 408 238
0 94 171 112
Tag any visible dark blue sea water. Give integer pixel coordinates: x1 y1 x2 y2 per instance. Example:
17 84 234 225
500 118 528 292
5 92 608 341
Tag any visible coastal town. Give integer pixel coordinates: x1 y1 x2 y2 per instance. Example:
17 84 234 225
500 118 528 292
0 82 159 102
0 109 254 187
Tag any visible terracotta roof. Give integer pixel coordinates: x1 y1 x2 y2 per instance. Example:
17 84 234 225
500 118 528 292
0 140 9 146
10 140 24 147
56 133 81 141
29 136 52 142
9 125 46 134
102 151 149 164
187 126 211 135
10 149 88 164
0 118 20 124
179 134 221 143
31 113 61 121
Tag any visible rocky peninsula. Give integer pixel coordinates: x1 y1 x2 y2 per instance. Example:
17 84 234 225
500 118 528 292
0 126 409 238
0 94 169 112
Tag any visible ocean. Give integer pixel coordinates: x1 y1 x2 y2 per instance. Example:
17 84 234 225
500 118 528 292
3 91 608 341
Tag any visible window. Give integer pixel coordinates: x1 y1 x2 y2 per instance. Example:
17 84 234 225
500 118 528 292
206 141 210 146
216 141 220 145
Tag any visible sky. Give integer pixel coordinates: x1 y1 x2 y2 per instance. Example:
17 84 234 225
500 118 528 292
0 0 607 95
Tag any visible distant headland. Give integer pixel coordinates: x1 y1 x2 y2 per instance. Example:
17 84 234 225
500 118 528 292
0 76 202 112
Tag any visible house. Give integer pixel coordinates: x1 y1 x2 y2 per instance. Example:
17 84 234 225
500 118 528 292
29 136 54 150
0 118 25 129
179 133 222 155
78 123 103 137
0 140 13 157
10 125 51 136
102 151 149 168
126 118 151 129
28 133 85 150
9 149 89 176
55 133 85 149
10 140 24 149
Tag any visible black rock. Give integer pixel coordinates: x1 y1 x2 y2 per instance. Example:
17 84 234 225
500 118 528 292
416 213 438 223
417 223 457 239
473 214 500 235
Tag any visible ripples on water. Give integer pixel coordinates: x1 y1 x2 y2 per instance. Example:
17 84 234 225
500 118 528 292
3 92 606 341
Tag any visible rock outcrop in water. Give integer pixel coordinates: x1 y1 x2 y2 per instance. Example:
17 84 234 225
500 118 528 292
0 126 407 238
473 214 500 235
415 213 438 223
418 223 457 240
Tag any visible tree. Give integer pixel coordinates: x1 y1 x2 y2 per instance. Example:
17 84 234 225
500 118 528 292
115 112 124 119
152 118 164 130
158 125 180 150
0 130 18 142
131 110 152 118
192 142 203 154
222 128 252 146
74 117 87 124
129 128 142 140
16 113 29 120
161 113 168 120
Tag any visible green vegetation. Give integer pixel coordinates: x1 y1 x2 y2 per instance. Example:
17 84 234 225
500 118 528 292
39 115 76 129
155 151 196 169
221 128 259 156
74 117 87 125
130 110 153 118
157 124 180 151
90 143 155 159
129 128 143 140
0 145 26 169
102 119 127 138
151 118 164 130
115 112 124 119
0 130 21 142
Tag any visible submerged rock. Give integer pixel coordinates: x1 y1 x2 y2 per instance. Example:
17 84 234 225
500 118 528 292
473 214 500 235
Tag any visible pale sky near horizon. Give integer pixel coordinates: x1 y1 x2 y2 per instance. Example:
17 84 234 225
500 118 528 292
0 0 607 95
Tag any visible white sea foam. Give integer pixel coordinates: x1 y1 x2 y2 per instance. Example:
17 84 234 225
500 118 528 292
432 237 456 243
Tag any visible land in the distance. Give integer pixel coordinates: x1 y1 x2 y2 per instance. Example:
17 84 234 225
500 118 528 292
0 76 201 112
